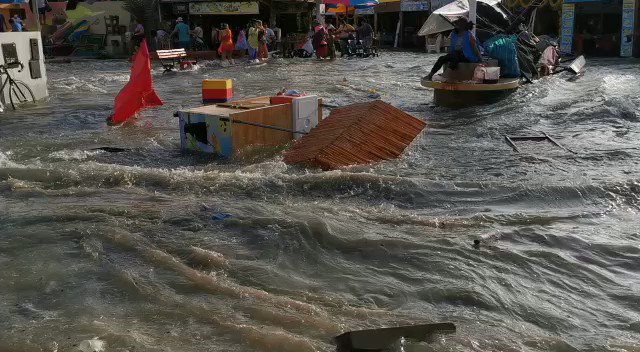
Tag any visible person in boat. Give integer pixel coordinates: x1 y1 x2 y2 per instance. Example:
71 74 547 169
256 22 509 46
424 18 483 81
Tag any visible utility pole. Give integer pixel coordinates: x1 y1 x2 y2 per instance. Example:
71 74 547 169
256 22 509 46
315 0 324 24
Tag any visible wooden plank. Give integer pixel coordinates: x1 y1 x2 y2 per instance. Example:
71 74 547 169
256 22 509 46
230 104 293 151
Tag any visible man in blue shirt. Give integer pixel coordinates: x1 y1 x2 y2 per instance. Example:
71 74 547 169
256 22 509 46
171 17 190 49
9 18 22 32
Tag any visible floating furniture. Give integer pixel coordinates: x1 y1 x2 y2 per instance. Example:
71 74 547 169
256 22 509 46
157 48 196 72
421 61 520 109
504 132 577 154
270 95 318 140
176 96 322 157
283 101 426 170
202 79 233 105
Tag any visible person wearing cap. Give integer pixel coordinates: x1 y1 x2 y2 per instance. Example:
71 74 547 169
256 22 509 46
425 18 482 81
171 17 191 49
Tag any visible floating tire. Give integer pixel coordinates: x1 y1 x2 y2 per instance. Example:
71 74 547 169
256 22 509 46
9 80 35 110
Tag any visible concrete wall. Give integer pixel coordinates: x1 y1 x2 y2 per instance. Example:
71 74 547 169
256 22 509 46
0 32 48 107
19 1 131 36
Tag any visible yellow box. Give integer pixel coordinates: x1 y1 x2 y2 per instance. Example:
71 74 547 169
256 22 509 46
202 79 232 90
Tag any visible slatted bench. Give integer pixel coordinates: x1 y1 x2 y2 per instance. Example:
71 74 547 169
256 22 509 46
156 48 196 72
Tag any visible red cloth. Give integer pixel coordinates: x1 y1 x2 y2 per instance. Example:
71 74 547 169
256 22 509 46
258 42 268 59
218 29 235 55
315 45 328 59
108 39 163 125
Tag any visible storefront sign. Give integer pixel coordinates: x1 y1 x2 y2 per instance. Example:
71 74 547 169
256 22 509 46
173 3 189 15
560 3 575 54
401 0 429 11
355 7 375 15
430 0 454 10
620 0 635 57
188 2 259 15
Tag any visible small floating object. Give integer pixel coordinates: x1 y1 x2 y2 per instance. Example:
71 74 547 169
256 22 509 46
504 132 576 154
90 147 130 153
211 213 232 221
283 101 426 170
202 79 233 105
367 88 380 99
176 94 320 157
335 323 456 351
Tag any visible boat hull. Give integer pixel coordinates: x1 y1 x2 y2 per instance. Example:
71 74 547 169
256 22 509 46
421 77 519 109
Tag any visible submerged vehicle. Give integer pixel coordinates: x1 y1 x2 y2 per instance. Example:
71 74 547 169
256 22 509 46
418 0 583 108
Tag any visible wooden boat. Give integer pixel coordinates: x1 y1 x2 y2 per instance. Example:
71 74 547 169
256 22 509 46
421 61 520 109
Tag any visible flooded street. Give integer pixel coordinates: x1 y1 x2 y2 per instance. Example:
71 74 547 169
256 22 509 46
1 52 639 351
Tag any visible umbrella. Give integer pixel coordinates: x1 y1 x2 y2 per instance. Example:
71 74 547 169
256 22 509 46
418 0 508 36
324 0 378 9
418 0 468 36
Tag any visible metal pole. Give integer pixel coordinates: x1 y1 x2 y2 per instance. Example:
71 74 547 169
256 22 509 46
31 0 42 33
316 0 324 24
468 0 477 36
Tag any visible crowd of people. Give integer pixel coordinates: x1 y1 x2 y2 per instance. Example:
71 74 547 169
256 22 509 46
140 18 277 64
131 16 376 63
292 18 375 60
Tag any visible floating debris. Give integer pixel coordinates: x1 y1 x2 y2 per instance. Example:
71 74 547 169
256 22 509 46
283 101 426 170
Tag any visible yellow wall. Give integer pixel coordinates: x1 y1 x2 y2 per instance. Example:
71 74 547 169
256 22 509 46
80 1 131 35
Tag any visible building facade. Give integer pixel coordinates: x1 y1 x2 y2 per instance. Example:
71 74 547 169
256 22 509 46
559 0 638 57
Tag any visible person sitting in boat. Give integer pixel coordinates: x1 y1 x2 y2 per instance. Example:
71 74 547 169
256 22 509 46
424 18 483 81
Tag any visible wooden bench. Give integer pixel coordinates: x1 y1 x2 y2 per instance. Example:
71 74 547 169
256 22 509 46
157 48 196 72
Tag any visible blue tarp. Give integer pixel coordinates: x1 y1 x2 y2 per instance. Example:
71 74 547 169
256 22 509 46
0 0 27 3
483 35 520 78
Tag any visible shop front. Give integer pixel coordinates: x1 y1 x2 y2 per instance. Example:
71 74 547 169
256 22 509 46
399 0 430 48
560 0 637 57
374 0 401 46
160 1 263 47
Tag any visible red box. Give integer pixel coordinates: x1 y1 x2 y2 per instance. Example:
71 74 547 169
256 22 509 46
202 88 233 101
270 96 296 105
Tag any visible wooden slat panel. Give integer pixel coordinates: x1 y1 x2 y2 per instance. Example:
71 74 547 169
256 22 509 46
157 49 187 59
230 104 293 151
283 101 426 170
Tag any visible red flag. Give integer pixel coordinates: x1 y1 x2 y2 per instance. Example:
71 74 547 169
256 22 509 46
107 39 163 125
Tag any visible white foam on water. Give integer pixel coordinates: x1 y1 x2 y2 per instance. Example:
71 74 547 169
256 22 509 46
48 149 104 161
76 337 105 352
